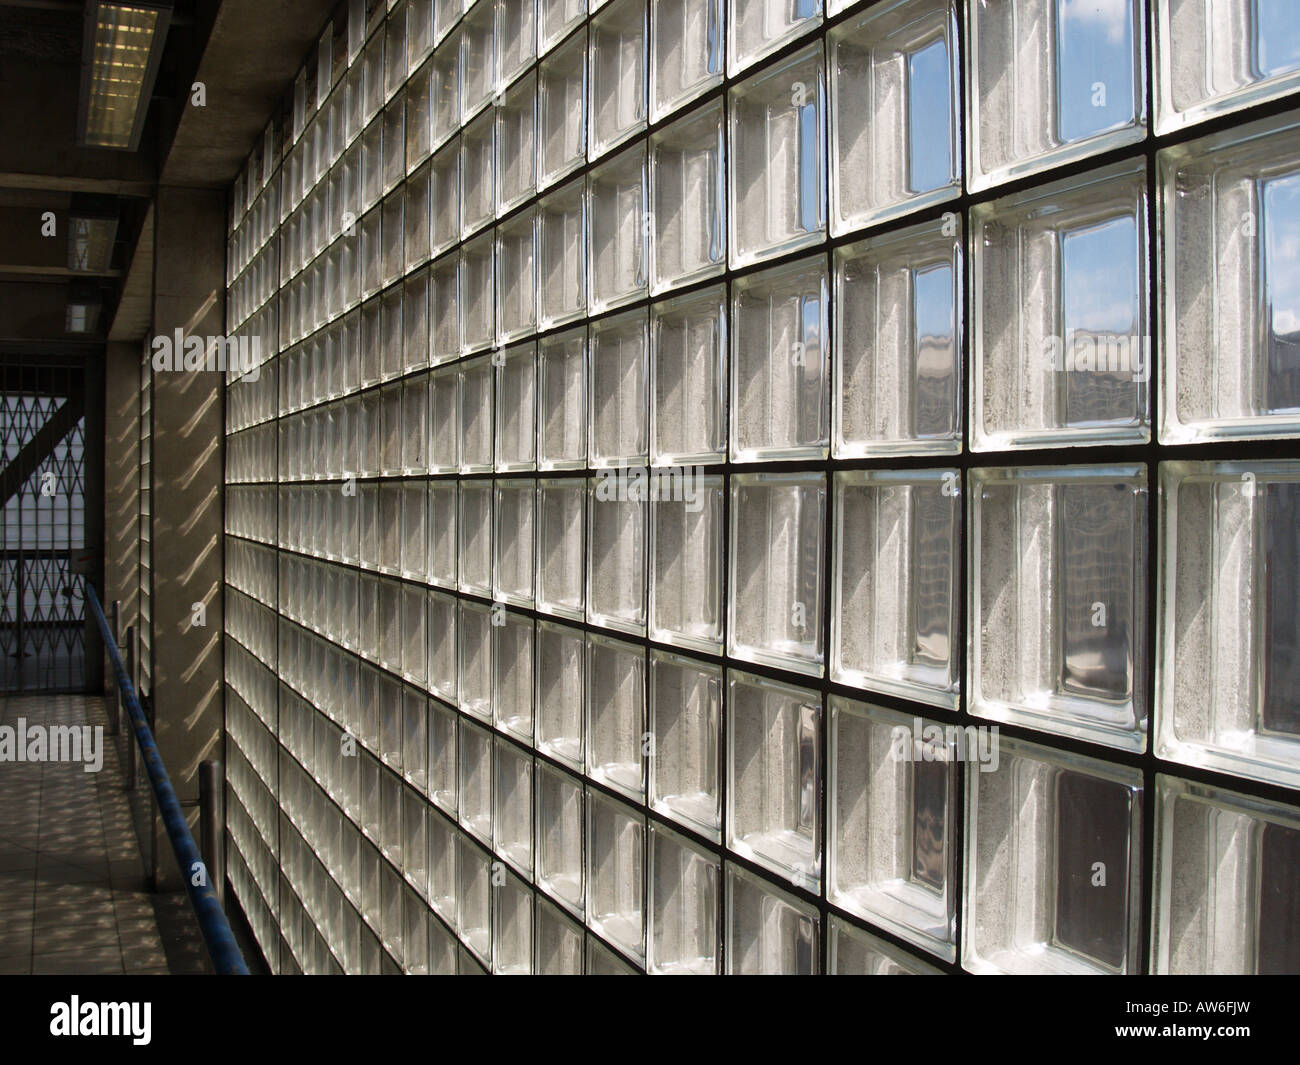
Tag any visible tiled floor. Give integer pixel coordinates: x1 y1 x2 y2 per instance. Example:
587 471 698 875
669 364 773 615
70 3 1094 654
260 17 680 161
0 694 170 975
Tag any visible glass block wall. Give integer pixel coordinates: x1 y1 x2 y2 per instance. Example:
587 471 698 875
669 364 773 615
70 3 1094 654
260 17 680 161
222 0 1300 974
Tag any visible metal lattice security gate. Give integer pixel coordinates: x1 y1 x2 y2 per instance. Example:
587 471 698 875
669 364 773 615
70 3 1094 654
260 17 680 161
0 362 91 693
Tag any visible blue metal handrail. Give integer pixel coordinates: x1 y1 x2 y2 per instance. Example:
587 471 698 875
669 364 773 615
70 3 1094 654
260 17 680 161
87 584 249 976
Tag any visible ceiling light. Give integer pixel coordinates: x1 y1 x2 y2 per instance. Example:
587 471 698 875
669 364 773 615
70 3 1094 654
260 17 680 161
68 214 119 273
77 2 173 151
66 284 104 335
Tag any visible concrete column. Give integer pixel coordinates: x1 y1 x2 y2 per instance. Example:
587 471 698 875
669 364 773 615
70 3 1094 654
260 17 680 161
147 186 226 885
103 341 141 690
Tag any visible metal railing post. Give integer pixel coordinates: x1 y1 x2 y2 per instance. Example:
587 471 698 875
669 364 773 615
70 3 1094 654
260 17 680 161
124 625 136 790
147 696 158 892
200 760 225 909
108 600 121 735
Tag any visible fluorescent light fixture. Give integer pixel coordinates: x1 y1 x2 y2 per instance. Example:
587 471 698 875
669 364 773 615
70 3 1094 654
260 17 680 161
66 284 104 334
68 214 119 273
78 2 172 151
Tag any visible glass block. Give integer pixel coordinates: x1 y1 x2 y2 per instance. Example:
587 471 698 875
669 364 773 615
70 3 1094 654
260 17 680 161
832 469 960 709
402 585 428 684
537 477 586 618
428 145 460 261
650 284 733 465
728 472 826 675
494 478 535 605
459 717 494 840
585 633 646 798
407 61 434 169
536 620 585 768
586 788 645 961
493 737 533 874
360 211 383 303
462 232 496 353
828 916 943 974
382 198 407 299
458 479 494 595
538 327 587 468
829 0 959 234
964 737 1143 974
650 101 725 298
587 475 647 633
834 217 962 457
537 178 587 327
436 0 467 43
538 32 588 188
432 589 461 703
492 868 534 974
430 37 461 149
968 0 1146 191
383 95 406 192
362 119 384 212
1159 112 1300 444
386 6 409 100
535 760 584 913
461 109 497 237
540 0 586 55
730 0 821 75
491 603 533 738
589 0 646 159
726 863 819 974
495 341 537 470
588 145 648 311
728 44 826 267
429 366 460 471
647 822 719 974
970 465 1148 752
649 472 723 652
461 0 498 121
974 161 1150 450
362 37 384 125
428 697 458 813
456 835 492 964
650 0 723 122
1157 462 1300 789
458 599 493 718
497 0 537 85
379 380 402 470
459 355 494 470
588 309 648 465
496 209 537 342
431 251 461 362
428 483 459 591
380 858 403 958
1152 775 1300 974
403 272 430 376
731 255 830 461
496 72 538 212
1155 0 1300 133
535 894 584 973
406 164 432 268
829 697 956 961
403 786 429 892
410 0 436 70
728 670 823 889
648 650 721 838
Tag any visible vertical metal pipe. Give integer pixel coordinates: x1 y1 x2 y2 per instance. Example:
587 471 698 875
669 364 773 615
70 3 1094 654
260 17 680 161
200 760 225 908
